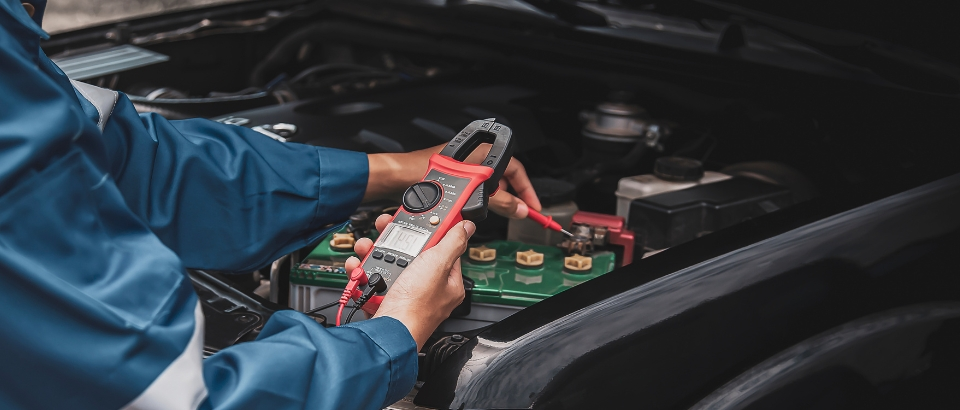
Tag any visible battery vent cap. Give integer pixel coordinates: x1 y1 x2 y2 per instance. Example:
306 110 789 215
468 245 497 263
329 233 356 251
654 157 704 182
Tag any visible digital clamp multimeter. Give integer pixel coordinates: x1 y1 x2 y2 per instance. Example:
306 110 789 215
352 118 515 316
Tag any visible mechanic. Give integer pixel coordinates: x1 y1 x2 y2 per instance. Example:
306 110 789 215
0 1 542 409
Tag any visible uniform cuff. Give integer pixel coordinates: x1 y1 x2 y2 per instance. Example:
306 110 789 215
314 147 369 227
343 316 418 405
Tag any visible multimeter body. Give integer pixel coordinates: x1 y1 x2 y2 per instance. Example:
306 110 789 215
354 119 515 315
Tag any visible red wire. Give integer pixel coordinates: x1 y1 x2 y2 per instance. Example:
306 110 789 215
337 269 364 326
335 303 345 326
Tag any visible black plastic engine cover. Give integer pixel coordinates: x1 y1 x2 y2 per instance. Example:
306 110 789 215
189 269 290 356
212 82 545 154
629 177 794 250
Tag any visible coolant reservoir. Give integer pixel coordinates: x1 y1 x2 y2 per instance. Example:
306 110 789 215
615 157 730 224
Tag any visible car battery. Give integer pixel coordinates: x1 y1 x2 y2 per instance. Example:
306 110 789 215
289 227 616 330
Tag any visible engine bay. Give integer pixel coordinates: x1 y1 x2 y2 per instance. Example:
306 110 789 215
35 1 960 407
56 24 884 326
229 74 818 331
202 54 818 332
43 1 958 353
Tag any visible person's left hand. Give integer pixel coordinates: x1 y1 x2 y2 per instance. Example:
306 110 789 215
364 143 542 219
463 146 541 219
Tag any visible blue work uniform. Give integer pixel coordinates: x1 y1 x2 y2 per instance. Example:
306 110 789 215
0 1 417 409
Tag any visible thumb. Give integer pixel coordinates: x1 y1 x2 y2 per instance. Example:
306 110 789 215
417 221 475 273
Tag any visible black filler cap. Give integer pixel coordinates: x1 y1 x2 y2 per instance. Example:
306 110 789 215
654 157 704 182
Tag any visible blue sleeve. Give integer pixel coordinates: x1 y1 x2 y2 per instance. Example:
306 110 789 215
100 95 369 272
1 4 417 409
1 4 203 408
203 313 418 410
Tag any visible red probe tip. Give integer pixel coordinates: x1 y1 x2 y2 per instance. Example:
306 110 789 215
527 208 571 235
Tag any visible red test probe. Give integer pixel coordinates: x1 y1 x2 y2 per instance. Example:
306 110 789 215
526 207 574 237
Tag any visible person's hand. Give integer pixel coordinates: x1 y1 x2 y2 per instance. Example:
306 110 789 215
344 214 473 350
365 143 542 219
464 147 541 219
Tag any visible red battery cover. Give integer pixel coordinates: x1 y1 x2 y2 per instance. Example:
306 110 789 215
572 211 636 265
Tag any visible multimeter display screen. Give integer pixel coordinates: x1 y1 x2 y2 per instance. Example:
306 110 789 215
379 224 430 256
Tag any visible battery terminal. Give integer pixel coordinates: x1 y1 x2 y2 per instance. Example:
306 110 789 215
516 249 544 268
564 254 593 272
329 233 356 251
469 245 497 263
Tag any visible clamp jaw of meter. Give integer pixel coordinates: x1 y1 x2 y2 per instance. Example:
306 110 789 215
341 119 515 321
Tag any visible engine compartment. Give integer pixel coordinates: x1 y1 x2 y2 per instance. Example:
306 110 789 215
37 2 960 407
43 0 960 365
225 71 819 332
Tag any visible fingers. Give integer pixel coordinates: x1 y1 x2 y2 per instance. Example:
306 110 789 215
354 237 374 257
375 213 392 232
436 220 475 257
448 258 464 284
463 143 492 165
428 142 541 215
416 221 475 276
447 258 465 299
489 191 529 219
488 158 540 218
345 256 360 273
503 158 541 211
346 236 375 272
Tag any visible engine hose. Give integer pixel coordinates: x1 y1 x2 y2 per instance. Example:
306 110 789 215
128 92 279 119
250 20 732 114
248 21 502 87
127 92 269 104
290 63 383 84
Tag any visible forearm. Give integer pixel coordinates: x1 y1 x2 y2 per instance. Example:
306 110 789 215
102 98 368 272
363 146 442 203
204 312 418 409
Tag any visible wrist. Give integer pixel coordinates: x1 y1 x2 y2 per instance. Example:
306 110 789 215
363 145 442 203
364 152 417 202
376 310 440 351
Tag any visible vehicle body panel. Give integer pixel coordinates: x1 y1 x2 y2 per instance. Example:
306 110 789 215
417 173 960 408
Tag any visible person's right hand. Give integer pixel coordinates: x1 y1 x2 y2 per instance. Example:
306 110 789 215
345 214 474 350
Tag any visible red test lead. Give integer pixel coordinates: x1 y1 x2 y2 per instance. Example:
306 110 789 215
335 267 368 325
526 207 574 237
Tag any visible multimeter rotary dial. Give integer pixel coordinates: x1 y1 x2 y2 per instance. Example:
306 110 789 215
402 181 442 213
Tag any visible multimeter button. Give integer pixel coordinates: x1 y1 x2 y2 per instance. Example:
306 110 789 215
396 258 408 268
371 250 384 259
384 254 396 264
402 182 441 213
429 215 440 225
